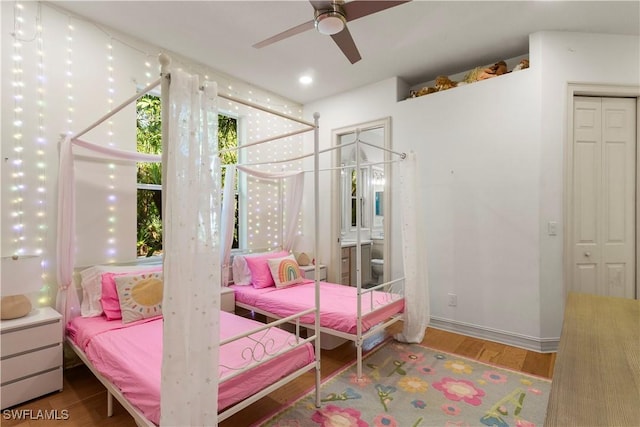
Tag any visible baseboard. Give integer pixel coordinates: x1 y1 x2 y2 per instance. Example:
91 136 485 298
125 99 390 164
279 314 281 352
429 316 559 353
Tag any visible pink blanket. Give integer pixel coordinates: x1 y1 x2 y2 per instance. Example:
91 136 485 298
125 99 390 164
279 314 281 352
67 312 314 425
231 281 404 334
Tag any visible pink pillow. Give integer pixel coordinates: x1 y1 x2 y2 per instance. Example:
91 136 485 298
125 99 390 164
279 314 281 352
244 250 289 288
101 266 162 320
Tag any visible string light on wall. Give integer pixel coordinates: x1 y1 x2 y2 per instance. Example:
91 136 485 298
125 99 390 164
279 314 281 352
11 1 26 256
65 19 74 134
35 5 51 305
106 39 117 262
144 59 152 85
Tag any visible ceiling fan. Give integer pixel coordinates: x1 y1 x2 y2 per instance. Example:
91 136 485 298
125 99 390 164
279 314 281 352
253 1 411 64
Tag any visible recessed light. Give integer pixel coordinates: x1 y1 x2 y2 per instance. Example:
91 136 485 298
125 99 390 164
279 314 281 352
299 75 313 85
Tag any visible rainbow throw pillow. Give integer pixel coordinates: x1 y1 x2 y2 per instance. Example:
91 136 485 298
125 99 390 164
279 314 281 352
267 255 305 288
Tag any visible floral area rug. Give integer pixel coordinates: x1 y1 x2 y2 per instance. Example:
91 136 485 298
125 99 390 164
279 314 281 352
257 340 551 427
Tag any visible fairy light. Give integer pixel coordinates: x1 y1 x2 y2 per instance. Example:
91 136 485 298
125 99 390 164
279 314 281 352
104 40 118 262
11 1 26 255
5 2 307 298
35 5 51 304
65 19 74 134
144 59 152 84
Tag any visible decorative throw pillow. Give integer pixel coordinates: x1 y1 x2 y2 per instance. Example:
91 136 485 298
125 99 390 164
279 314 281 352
114 272 164 324
244 250 290 288
100 265 163 320
267 255 304 289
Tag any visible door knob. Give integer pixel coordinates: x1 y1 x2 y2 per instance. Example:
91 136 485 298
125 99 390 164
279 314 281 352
584 252 591 257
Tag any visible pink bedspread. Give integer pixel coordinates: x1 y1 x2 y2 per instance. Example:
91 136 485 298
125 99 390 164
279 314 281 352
67 312 314 425
231 281 404 334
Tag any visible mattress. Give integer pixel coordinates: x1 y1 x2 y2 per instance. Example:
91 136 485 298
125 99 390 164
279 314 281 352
231 281 404 334
67 311 315 425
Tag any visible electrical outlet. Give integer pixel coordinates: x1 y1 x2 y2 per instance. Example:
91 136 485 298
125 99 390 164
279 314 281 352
447 293 457 307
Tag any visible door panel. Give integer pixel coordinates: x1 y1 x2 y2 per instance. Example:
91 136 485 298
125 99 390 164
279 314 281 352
572 96 636 298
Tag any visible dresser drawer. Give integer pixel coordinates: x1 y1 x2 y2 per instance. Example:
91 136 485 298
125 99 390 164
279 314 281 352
299 265 327 281
1 320 62 357
0 368 62 410
1 343 62 384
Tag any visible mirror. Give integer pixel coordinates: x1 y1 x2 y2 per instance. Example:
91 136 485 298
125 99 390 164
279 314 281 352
332 118 390 288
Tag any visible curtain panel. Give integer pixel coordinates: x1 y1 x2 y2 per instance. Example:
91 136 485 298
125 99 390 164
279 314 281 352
160 71 221 426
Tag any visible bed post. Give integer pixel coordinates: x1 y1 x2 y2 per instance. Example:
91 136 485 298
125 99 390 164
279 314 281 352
313 112 322 408
355 129 364 378
158 53 171 238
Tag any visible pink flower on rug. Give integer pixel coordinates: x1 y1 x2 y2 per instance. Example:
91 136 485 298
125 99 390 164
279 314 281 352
433 377 485 406
311 405 367 427
349 373 372 387
515 419 536 427
441 403 461 415
373 413 398 427
482 370 508 384
528 387 542 395
444 360 473 375
399 350 426 364
398 376 429 393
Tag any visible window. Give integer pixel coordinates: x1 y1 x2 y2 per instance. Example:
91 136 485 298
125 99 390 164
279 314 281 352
136 94 239 257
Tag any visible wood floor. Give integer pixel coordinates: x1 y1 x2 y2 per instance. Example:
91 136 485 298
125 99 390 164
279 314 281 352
2 323 555 426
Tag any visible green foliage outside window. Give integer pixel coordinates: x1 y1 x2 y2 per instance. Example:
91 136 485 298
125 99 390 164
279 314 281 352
136 94 238 257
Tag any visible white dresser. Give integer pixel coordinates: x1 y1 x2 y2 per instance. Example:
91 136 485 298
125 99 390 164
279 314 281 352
0 307 63 409
299 264 327 281
220 287 235 313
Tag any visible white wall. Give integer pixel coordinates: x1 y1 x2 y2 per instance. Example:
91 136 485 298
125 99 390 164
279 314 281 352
532 32 640 339
304 31 640 350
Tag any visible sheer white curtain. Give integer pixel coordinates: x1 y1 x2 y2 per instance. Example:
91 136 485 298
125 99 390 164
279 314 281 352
394 152 430 343
160 70 221 426
56 137 161 326
56 136 80 325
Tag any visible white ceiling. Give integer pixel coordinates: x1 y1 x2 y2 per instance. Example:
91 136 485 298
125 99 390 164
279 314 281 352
51 1 639 105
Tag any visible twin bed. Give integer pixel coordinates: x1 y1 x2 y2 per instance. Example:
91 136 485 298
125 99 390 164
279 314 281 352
231 277 404 376
67 310 316 425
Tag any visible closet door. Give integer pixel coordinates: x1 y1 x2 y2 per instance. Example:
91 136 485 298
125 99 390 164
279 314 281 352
571 97 636 298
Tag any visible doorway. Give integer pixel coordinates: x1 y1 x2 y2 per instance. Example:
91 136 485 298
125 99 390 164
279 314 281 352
331 118 391 287
566 88 639 299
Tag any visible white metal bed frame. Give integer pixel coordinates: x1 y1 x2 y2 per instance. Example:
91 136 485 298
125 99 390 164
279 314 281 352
64 53 323 426
232 125 407 378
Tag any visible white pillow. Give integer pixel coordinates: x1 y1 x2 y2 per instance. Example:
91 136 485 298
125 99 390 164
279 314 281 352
231 255 252 286
267 255 304 289
79 263 162 317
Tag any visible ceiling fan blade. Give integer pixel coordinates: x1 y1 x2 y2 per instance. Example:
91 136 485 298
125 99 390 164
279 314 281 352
331 26 362 64
343 0 411 22
309 0 333 11
253 20 315 49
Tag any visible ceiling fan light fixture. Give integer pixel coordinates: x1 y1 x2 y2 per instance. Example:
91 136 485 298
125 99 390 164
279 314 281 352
314 8 346 36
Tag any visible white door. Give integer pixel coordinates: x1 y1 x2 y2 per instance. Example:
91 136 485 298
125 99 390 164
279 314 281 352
572 96 636 298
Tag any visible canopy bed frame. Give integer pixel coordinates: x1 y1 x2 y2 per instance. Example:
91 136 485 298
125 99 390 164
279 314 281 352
228 129 415 378
56 54 322 426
